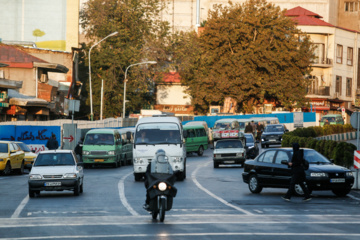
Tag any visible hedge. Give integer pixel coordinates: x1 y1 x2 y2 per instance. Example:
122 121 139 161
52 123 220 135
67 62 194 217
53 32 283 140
282 125 356 168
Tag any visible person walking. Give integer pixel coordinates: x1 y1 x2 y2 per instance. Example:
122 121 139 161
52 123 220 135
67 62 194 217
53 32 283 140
46 133 59 150
74 137 84 162
282 143 312 202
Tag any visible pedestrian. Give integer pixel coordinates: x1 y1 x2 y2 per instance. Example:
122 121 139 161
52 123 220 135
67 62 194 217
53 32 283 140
74 137 84 162
250 120 256 138
245 122 253 133
46 133 59 150
282 143 312 202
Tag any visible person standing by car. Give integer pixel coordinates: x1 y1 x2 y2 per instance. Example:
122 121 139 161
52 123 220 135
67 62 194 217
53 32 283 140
46 133 59 150
282 143 312 202
245 122 253 134
74 137 84 162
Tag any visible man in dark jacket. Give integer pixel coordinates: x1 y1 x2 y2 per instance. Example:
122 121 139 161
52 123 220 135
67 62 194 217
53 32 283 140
282 143 311 202
74 137 84 161
46 134 59 150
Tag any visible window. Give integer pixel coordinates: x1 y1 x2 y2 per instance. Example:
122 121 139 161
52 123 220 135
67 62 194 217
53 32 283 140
313 43 325 64
307 75 318 94
345 2 359 12
336 45 343 64
336 76 342 95
274 151 289 164
346 78 352 96
261 150 276 163
347 47 353 65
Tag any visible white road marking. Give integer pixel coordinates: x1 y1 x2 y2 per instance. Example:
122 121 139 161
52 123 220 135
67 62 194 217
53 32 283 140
118 171 139 216
191 161 254 215
348 194 360 201
11 195 29 219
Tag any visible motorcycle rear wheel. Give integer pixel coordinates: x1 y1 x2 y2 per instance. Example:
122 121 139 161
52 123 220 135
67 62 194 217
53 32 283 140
159 198 166 222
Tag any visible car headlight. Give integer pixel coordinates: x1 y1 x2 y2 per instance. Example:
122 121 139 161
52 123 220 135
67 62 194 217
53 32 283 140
108 151 115 155
173 157 183 162
158 182 167 191
247 146 254 149
310 172 328 177
64 173 77 179
134 158 144 164
83 151 90 155
346 172 354 177
236 152 244 157
29 174 42 180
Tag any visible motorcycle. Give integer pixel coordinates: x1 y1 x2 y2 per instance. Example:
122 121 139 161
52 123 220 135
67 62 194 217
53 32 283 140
144 149 177 222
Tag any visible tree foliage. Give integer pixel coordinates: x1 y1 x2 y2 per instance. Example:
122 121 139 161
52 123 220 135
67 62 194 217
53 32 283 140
176 0 314 114
79 0 169 119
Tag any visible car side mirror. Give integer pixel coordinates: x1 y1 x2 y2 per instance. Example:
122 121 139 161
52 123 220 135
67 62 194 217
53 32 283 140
281 160 289 165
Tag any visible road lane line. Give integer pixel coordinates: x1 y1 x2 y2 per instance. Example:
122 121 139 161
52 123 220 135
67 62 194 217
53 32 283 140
348 194 360 201
11 195 29 218
192 161 254 215
118 171 139 216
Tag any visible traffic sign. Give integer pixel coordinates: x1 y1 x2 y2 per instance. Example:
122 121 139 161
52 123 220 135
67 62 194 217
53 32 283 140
350 112 360 129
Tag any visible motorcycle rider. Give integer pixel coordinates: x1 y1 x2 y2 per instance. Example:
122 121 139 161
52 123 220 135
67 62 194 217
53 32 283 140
143 149 175 210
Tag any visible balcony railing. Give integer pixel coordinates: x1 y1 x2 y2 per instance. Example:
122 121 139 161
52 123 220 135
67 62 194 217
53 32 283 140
307 86 330 96
312 58 333 67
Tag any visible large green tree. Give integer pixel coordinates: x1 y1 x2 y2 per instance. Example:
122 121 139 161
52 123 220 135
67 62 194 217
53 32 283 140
176 0 314 114
79 0 170 119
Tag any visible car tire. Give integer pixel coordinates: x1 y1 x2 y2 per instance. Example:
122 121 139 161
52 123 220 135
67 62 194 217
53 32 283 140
17 161 24 175
197 146 204 156
134 173 143 182
332 188 351 197
3 162 11 175
248 175 263 193
74 182 80 196
213 161 219 168
29 188 35 198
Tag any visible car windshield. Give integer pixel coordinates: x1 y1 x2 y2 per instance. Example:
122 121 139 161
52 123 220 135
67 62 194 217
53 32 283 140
16 142 31 152
34 153 75 166
84 133 114 145
0 143 8 153
265 125 284 132
292 149 331 164
321 117 336 122
135 123 181 145
213 122 231 130
216 141 243 149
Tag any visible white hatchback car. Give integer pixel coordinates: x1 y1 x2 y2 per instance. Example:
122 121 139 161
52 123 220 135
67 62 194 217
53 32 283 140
28 150 84 197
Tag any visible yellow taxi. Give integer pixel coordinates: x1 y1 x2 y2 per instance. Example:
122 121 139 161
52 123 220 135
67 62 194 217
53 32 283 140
0 141 25 175
14 142 37 170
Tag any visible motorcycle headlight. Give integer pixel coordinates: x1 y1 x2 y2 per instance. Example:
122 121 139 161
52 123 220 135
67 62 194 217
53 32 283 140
158 182 167 191
83 151 90 155
108 151 115 155
346 172 354 177
29 174 42 180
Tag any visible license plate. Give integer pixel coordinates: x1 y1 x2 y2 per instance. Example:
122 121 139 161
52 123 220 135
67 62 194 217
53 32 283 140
45 182 61 186
95 159 104 162
224 161 235 164
269 139 276 142
330 178 345 183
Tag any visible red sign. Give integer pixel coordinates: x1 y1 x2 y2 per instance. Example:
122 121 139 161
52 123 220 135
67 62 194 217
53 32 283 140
63 135 74 142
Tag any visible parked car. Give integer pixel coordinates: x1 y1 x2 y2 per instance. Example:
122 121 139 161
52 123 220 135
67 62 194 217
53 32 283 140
28 150 84 197
244 133 259 159
260 124 288 148
184 125 209 156
0 140 25 175
213 139 246 168
319 114 344 127
14 141 37 170
242 148 354 197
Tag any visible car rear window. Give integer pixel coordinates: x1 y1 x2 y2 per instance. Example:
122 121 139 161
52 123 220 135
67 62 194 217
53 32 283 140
215 141 243 149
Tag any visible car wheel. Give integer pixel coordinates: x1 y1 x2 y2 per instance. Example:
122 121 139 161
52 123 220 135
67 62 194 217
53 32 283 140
134 173 143 182
74 182 80 196
248 175 263 193
197 146 204 156
332 188 351 197
80 181 84 193
17 161 24 175
29 188 35 198
3 162 11 175
213 161 219 168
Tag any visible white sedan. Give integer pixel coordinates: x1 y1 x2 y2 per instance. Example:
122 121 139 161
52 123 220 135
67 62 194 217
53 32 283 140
28 150 84 197
213 139 246 168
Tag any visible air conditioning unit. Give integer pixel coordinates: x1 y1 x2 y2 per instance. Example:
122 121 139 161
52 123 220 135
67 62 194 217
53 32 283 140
40 74 48 83
0 70 4 79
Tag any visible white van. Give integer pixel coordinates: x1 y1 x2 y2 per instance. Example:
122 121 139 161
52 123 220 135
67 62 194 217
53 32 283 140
133 117 186 181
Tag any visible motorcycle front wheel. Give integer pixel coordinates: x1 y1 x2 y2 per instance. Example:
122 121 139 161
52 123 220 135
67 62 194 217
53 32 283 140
159 198 166 222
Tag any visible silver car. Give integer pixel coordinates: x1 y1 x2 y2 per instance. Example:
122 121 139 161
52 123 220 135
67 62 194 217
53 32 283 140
213 139 246 168
28 150 84 197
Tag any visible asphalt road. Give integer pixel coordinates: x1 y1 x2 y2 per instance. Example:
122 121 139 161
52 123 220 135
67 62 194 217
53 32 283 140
1 146 360 240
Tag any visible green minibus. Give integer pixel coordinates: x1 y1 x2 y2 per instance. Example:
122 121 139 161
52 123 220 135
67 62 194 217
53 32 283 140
184 125 209 156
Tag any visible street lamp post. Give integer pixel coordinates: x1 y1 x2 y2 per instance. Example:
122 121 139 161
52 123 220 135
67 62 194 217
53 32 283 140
123 61 157 119
88 31 118 121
